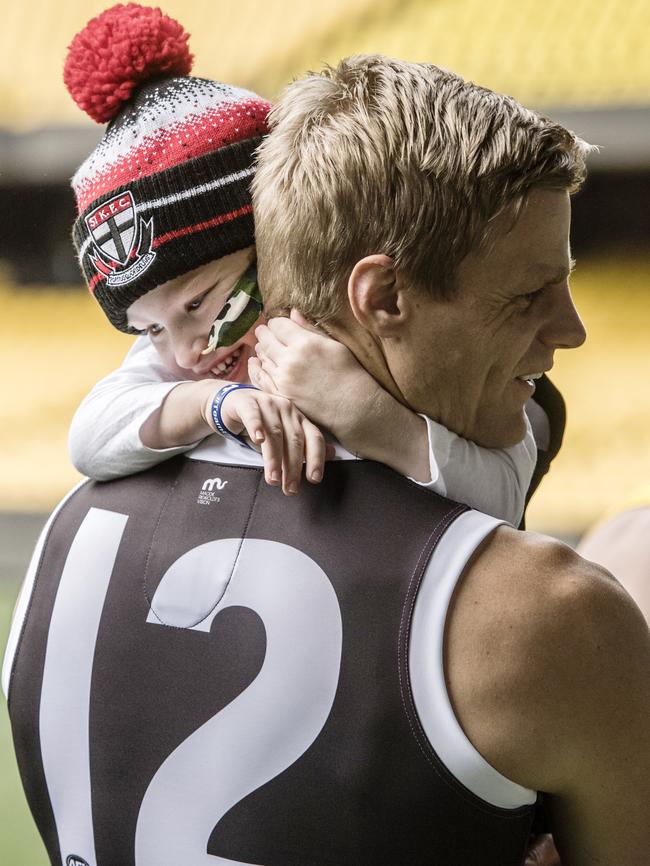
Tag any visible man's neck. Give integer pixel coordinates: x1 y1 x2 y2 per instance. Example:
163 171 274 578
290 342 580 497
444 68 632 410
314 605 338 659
323 316 407 409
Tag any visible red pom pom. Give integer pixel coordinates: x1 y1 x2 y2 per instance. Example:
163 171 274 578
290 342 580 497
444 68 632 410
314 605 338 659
64 3 193 123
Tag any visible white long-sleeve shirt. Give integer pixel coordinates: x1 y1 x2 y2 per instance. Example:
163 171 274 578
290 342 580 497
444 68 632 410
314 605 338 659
69 336 536 525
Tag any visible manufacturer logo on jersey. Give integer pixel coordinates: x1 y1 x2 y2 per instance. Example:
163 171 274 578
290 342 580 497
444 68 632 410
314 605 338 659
202 478 229 492
197 477 228 505
66 855 90 866
85 190 156 287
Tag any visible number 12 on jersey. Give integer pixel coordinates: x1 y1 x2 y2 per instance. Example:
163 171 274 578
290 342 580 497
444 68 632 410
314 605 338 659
38 507 343 866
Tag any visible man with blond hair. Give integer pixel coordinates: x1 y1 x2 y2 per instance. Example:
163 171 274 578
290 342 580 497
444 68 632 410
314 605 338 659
4 56 648 866
250 56 649 865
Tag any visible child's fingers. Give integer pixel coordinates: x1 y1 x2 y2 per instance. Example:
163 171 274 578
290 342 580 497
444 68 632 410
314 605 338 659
280 411 305 496
234 400 265 445
258 408 284 487
255 321 285 344
303 420 327 484
254 343 279 370
247 357 280 394
267 313 319 344
266 316 301 339
289 308 325 334
254 324 286 364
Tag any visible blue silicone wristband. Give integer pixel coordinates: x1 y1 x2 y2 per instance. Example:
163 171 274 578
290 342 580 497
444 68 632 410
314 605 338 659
210 383 260 450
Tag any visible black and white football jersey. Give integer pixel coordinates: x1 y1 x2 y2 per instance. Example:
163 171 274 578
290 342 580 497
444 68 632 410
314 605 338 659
4 438 536 865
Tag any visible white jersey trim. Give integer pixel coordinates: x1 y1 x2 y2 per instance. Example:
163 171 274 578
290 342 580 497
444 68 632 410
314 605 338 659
40 508 129 865
2 480 88 700
409 509 537 809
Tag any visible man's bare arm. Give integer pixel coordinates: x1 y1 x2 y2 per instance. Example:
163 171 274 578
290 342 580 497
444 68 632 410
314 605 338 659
445 528 650 866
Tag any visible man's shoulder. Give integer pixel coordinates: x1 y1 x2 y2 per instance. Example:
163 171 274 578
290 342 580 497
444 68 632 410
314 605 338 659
472 523 621 611
466 524 639 670
446 523 648 790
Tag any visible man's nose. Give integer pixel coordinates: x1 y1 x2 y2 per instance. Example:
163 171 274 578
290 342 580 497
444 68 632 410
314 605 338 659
541 284 587 351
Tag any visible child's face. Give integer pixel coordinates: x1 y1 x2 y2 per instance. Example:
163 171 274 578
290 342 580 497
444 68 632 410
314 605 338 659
126 247 263 382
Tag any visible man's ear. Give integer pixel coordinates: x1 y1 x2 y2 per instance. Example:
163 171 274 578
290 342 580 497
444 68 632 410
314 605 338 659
348 255 405 336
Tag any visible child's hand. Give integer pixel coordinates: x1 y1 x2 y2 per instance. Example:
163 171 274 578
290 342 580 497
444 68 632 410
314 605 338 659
203 385 332 496
249 310 379 444
250 310 430 482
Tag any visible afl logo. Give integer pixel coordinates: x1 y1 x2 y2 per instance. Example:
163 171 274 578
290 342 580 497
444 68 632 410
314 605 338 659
66 856 90 866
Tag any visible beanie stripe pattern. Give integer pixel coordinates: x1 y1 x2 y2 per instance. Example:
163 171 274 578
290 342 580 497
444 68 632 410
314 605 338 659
72 79 269 212
72 126 264 331
76 166 255 263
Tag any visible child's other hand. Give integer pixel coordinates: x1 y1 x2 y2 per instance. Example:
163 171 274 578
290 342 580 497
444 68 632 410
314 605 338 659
203 386 333 496
249 310 379 443
250 310 430 481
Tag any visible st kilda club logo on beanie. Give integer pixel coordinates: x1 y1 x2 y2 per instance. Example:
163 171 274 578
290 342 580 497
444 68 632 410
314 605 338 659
85 190 156 287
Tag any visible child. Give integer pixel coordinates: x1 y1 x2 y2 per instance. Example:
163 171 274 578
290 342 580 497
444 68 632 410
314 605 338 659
65 4 536 525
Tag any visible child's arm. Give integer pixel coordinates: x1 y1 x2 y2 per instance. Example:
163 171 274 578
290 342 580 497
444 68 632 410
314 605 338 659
69 336 329 494
414 413 536 524
250 312 536 525
69 336 197 480
141 379 331 495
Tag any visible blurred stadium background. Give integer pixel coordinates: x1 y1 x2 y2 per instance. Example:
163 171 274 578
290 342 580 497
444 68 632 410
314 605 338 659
0 1 648 862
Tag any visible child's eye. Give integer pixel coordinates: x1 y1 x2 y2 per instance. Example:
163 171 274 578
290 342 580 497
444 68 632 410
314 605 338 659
187 284 217 313
147 323 163 337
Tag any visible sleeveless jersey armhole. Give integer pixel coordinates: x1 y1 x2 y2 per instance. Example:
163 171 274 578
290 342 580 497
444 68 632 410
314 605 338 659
409 509 537 809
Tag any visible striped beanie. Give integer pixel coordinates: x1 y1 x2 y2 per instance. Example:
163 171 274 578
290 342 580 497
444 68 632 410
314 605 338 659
64 3 271 332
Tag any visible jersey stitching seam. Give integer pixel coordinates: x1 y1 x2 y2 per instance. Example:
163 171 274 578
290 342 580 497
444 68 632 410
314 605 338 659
141 468 184 625
142 466 263 629
396 504 464 789
202 469 263 619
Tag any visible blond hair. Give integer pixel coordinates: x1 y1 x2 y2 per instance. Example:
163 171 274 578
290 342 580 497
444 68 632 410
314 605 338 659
253 55 591 320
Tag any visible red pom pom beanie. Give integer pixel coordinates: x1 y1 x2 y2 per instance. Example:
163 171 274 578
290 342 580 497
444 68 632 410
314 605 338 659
65 3 271 332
